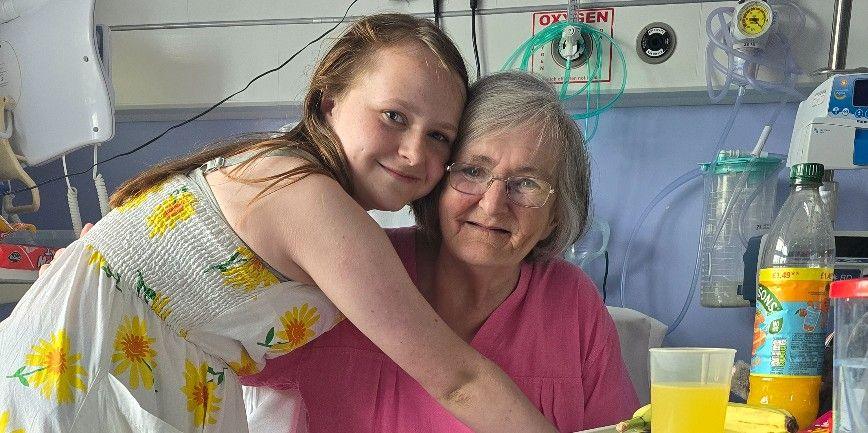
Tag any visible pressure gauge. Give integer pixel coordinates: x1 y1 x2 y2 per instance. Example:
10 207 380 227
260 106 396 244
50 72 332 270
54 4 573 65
733 0 773 40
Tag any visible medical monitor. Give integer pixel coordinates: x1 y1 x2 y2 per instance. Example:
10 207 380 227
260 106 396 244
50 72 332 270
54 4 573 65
854 79 868 107
0 0 113 166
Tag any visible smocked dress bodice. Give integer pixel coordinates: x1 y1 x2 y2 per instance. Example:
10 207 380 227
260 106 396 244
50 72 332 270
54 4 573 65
0 151 342 432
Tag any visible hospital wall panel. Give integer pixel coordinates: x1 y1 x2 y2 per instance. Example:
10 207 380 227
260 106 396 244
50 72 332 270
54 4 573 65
95 0 187 27
441 4 711 99
185 0 427 22
111 26 280 108
96 0 439 26
274 23 351 108
96 0 848 114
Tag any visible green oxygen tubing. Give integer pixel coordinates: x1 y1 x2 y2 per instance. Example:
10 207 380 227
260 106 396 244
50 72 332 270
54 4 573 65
501 19 628 142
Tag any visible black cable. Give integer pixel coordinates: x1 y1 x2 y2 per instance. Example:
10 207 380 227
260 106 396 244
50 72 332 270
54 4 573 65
433 0 441 28
8 0 360 197
470 0 481 80
601 250 609 302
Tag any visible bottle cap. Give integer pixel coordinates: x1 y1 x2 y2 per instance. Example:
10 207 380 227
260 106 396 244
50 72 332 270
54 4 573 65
830 277 868 299
790 163 824 186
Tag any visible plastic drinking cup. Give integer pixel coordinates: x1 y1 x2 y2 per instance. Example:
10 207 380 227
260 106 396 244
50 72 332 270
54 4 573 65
650 348 736 433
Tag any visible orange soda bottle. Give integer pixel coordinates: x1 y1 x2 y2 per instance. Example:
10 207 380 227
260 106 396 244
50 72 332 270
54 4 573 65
748 163 835 429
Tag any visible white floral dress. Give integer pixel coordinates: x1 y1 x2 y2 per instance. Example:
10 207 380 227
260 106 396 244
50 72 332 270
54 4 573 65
0 151 343 432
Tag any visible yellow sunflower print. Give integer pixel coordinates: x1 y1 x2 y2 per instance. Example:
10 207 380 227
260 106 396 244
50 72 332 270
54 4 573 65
181 360 222 427
227 349 260 376
84 245 122 291
85 245 107 271
209 246 278 292
111 316 157 390
272 304 320 353
117 182 164 213
151 292 172 321
146 187 197 238
0 411 24 433
18 329 87 404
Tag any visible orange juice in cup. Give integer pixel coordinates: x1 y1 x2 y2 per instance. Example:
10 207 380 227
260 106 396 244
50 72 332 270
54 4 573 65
650 348 736 433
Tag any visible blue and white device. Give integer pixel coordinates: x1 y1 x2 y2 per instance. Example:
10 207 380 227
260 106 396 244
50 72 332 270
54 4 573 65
787 74 868 169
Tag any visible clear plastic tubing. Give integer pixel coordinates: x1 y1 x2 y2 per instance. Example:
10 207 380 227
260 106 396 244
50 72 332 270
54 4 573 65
705 4 806 102
620 88 744 335
619 167 702 309
626 0 802 335
619 87 744 318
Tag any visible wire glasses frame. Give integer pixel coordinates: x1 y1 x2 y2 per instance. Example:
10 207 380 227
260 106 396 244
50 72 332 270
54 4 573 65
445 162 555 208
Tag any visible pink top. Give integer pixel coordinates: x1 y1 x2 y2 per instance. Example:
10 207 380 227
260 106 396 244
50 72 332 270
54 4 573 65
242 227 639 432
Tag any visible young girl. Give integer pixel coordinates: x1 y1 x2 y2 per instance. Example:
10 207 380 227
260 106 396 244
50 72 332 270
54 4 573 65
0 14 556 433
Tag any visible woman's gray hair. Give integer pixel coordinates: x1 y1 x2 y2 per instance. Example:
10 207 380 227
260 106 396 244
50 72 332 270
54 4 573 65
411 70 591 261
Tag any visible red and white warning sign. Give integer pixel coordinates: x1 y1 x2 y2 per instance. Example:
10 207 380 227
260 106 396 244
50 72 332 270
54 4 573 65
531 8 615 85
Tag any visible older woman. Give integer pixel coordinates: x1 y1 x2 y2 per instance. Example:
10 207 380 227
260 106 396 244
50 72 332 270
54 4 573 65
241 71 639 432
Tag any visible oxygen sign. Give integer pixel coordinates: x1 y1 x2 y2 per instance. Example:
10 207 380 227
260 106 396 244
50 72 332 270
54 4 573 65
531 8 614 84
537 10 612 26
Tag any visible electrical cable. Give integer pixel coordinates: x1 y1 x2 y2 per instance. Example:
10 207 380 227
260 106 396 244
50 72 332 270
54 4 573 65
61 155 83 236
6 0 360 197
93 144 110 217
433 0 441 28
601 250 609 302
470 0 481 80
94 172 110 216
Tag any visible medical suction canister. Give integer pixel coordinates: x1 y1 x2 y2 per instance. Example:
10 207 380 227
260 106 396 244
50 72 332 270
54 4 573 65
698 150 782 308
619 0 805 335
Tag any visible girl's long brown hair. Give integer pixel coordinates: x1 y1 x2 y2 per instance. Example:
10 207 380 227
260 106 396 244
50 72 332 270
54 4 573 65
110 14 469 208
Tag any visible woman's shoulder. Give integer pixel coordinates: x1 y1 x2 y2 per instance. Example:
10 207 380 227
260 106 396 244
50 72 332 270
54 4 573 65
526 258 601 303
522 258 613 337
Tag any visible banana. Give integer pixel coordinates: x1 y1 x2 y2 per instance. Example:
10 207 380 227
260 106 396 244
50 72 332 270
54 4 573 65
613 402 797 433
724 403 798 433
615 404 650 432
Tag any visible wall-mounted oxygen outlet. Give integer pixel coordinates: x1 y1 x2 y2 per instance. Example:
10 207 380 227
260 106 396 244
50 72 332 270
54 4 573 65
636 22 676 64
551 31 593 69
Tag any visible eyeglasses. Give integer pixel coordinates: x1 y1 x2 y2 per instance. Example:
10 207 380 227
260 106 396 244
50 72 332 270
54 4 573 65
445 162 555 208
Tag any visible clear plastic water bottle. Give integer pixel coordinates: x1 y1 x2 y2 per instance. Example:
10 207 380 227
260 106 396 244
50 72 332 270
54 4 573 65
758 163 835 270
748 163 836 429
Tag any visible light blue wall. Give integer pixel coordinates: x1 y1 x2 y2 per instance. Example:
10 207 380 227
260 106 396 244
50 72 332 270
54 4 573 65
582 102 867 361
20 118 292 229
7 103 868 361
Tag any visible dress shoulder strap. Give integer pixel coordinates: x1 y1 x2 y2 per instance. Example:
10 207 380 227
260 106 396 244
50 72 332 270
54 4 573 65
198 145 318 175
